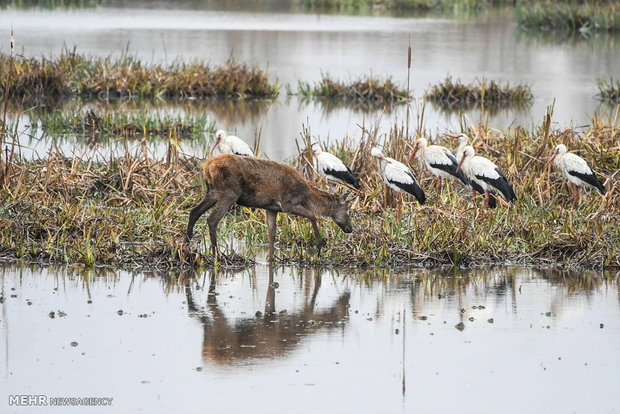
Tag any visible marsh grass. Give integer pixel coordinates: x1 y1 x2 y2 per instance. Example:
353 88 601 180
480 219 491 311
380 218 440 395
286 108 619 269
295 0 500 14
596 78 620 103
1 105 618 270
0 52 279 105
0 0 101 8
30 108 216 139
297 74 409 105
516 0 620 33
425 77 534 111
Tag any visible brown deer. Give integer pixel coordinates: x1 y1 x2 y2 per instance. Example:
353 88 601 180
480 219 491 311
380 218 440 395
187 154 353 261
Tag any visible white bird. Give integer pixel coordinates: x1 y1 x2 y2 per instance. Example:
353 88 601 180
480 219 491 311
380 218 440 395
443 132 470 163
371 147 425 220
443 132 496 207
312 145 360 189
545 144 606 209
210 130 254 157
408 137 469 194
457 146 517 208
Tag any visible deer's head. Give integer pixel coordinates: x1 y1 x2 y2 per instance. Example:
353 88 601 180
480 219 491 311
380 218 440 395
332 193 353 233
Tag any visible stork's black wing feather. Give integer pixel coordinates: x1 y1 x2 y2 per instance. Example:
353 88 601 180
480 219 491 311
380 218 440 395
324 166 360 189
388 172 426 205
475 168 516 202
569 170 606 195
429 152 469 186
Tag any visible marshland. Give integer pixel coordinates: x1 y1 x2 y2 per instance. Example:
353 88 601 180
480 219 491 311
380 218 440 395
1 1 620 413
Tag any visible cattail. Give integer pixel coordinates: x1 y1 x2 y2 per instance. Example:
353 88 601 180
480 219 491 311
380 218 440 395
407 44 411 70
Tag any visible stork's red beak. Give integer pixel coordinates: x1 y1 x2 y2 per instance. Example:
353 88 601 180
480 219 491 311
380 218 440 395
408 148 418 163
210 138 221 155
456 154 466 172
544 152 557 169
442 133 459 138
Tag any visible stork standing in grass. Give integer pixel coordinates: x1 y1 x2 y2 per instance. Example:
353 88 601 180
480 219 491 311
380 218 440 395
210 130 254 157
545 144 606 209
371 147 425 220
408 137 470 194
312 145 360 190
457 146 517 208
443 132 497 208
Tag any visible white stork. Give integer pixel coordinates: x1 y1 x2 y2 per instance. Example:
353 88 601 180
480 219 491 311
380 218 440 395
457 146 516 208
408 137 469 194
210 130 254 157
443 132 470 163
545 144 606 209
371 147 425 220
443 132 496 207
312 145 360 189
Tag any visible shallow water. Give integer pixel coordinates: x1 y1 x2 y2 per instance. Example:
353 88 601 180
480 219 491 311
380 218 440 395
1 264 618 413
2 5 620 160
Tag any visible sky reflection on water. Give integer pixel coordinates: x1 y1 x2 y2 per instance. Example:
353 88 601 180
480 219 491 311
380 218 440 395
1 264 618 413
2 7 619 160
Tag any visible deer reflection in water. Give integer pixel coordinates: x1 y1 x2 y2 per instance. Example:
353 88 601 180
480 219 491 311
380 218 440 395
184 266 350 365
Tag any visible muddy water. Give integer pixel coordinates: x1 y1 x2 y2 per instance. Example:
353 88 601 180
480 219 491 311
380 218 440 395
1 264 618 413
2 5 620 160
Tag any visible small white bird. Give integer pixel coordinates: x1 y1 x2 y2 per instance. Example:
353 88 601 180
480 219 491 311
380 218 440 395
210 130 254 157
408 137 469 194
371 147 425 220
545 144 606 209
457 146 516 208
312 145 360 189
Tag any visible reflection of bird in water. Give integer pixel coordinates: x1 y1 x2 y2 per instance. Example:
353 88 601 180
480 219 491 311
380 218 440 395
184 267 350 365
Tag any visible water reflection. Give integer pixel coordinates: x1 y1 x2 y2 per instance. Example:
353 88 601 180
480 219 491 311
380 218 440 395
1 264 618 413
3 6 619 162
183 266 350 364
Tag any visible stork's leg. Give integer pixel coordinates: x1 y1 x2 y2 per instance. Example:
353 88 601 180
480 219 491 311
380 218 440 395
484 190 490 209
437 177 442 195
472 188 477 198
571 183 579 211
397 193 402 221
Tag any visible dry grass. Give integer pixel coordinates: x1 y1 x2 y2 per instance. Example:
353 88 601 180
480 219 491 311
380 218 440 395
597 77 620 103
297 74 409 105
0 52 279 105
1 105 618 270
516 0 620 33
425 77 534 111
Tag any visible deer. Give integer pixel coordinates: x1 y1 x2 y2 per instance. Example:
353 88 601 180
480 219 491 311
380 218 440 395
186 154 353 261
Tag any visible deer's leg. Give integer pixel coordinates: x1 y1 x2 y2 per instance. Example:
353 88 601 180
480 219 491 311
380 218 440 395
308 217 324 248
187 192 218 241
266 210 278 262
285 205 324 248
206 197 237 256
